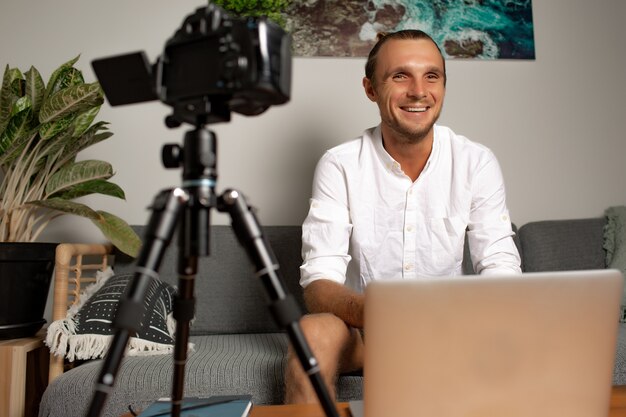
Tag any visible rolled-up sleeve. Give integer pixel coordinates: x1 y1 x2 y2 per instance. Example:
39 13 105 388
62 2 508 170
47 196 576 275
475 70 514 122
300 153 353 288
467 151 522 275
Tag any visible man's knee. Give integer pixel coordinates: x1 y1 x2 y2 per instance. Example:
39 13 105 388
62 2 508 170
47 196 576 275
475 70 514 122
298 313 352 351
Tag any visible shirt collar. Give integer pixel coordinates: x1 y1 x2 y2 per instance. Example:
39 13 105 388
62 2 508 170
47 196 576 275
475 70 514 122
372 124 441 178
372 125 399 174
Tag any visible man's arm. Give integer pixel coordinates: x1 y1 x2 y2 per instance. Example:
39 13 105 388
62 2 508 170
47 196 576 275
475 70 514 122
468 151 521 274
303 279 365 329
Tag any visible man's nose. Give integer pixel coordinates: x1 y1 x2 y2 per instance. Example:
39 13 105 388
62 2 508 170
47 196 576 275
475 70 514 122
407 79 427 98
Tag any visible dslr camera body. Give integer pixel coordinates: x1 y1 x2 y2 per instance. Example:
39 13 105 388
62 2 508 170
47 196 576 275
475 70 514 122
92 3 291 126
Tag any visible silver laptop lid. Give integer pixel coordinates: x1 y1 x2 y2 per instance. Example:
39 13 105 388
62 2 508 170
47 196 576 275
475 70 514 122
363 270 623 417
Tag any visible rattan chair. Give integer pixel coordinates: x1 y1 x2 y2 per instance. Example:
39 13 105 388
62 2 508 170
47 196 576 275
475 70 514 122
48 243 113 383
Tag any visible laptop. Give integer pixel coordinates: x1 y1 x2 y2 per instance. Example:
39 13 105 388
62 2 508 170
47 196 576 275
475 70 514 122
350 269 623 417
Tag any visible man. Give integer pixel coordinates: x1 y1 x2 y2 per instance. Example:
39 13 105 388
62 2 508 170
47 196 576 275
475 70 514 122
284 30 521 403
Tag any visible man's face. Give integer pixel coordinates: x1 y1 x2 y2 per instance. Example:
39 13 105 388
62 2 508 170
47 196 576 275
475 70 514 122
363 38 446 145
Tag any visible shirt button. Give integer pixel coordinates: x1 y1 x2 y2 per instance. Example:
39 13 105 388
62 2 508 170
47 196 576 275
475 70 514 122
406 225 414 232
404 264 413 271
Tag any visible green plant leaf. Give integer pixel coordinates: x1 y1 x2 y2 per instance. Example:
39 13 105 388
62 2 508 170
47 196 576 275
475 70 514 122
58 122 111 161
39 113 75 140
39 82 103 124
44 55 80 100
28 198 102 220
24 66 45 119
0 127 37 167
44 159 113 197
213 0 291 25
0 66 23 131
57 67 84 89
13 95 31 113
93 211 141 257
50 179 125 200
40 122 112 169
0 107 33 159
71 105 100 137
36 125 76 163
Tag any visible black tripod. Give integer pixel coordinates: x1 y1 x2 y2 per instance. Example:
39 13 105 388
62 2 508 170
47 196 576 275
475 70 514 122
85 120 340 417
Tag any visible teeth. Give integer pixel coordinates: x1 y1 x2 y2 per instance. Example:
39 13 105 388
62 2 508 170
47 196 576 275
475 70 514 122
404 107 427 113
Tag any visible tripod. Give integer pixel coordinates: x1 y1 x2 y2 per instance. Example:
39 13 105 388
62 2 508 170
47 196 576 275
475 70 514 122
85 122 340 417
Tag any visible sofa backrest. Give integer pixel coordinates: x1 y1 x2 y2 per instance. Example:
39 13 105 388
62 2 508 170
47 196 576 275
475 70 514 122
517 218 607 272
114 220 568 334
113 225 305 335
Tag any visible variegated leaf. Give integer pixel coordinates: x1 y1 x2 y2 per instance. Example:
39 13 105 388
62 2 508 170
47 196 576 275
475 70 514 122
0 107 32 158
0 66 23 130
40 123 110 169
44 55 80 100
0 128 37 167
94 211 141 257
39 82 103 124
25 66 45 119
62 122 111 158
28 198 102 220
71 105 100 137
39 113 75 140
50 179 125 200
13 95 31 113
44 159 112 197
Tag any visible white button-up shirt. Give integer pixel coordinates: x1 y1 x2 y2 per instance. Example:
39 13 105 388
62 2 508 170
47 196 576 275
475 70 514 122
300 125 521 293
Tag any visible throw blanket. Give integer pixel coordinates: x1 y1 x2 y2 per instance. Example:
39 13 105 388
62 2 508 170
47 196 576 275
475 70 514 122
603 206 626 321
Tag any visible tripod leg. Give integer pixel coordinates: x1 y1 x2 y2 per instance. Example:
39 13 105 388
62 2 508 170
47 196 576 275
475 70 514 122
218 189 340 417
169 198 212 416
86 188 188 417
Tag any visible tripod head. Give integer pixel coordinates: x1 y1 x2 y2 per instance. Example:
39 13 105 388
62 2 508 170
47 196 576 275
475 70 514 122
161 124 218 258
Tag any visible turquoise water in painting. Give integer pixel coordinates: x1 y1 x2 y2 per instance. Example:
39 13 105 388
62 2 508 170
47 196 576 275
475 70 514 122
361 0 535 59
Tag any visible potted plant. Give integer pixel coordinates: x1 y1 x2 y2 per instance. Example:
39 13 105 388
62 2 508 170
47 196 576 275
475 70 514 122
213 0 291 25
0 56 141 338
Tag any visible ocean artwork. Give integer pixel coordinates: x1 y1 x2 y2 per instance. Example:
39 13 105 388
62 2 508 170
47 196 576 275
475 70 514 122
285 0 535 59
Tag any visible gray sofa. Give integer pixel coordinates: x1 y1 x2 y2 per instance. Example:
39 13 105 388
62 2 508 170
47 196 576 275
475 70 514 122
39 218 625 417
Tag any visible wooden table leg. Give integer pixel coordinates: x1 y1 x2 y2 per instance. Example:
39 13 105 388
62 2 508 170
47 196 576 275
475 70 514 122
0 332 49 417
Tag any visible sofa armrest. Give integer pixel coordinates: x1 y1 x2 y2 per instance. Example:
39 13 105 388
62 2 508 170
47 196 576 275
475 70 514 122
49 243 113 383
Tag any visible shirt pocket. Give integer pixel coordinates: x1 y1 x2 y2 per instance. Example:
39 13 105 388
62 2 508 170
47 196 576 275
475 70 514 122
353 203 402 284
427 216 467 274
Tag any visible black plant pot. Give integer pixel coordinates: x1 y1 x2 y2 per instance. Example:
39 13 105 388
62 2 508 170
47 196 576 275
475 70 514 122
0 242 57 339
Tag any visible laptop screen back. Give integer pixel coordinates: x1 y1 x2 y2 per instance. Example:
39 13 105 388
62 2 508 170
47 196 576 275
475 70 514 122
362 270 623 417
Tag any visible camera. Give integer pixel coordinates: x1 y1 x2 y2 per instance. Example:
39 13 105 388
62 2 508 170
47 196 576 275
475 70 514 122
92 3 292 126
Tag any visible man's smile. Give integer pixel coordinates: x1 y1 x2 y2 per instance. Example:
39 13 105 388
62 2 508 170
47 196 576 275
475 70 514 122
401 106 429 113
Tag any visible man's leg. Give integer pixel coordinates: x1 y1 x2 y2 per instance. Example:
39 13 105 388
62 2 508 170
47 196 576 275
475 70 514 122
284 313 364 404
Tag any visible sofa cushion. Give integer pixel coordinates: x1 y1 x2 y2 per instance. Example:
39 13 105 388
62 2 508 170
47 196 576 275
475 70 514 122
518 218 606 272
113 225 306 335
46 268 177 361
39 333 363 417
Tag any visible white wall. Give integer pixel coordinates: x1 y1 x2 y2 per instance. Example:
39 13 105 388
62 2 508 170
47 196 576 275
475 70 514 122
1 0 625 244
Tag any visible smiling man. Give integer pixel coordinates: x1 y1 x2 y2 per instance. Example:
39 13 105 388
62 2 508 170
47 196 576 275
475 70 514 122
284 30 521 404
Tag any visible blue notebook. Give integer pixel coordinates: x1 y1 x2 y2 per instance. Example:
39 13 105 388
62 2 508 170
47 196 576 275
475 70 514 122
137 395 253 417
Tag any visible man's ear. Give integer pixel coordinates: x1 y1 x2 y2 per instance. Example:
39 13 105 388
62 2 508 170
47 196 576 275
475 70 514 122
363 77 377 102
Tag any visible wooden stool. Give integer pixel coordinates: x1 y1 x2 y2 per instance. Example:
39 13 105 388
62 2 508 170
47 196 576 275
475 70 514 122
0 331 49 417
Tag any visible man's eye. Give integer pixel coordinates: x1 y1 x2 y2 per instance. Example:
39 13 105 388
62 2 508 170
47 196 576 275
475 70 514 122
392 73 407 80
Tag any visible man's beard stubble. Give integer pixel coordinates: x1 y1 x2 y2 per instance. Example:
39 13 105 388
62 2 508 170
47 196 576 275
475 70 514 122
383 107 442 145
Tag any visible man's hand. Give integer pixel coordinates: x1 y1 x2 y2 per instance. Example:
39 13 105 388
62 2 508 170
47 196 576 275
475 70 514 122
303 280 365 328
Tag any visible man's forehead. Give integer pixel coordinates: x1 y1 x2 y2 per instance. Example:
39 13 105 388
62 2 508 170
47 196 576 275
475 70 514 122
378 38 443 61
376 38 444 73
